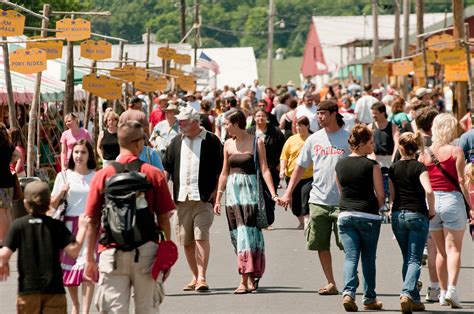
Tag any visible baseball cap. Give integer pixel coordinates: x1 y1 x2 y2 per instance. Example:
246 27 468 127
176 107 200 120
415 87 432 98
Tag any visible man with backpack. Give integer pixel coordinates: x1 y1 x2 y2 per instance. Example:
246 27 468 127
84 120 175 313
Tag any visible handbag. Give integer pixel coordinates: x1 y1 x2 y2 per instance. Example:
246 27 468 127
426 148 470 217
253 137 271 229
52 172 68 221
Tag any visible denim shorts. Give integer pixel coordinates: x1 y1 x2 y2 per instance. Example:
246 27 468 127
430 191 467 231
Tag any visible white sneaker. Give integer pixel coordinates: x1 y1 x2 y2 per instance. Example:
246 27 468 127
425 287 439 302
439 292 448 306
445 289 463 308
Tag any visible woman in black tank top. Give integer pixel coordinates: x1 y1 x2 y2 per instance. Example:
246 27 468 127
97 112 120 166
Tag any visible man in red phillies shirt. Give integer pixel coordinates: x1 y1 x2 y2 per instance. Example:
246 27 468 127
84 120 175 313
149 94 169 134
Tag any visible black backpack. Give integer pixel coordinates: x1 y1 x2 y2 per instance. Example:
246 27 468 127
99 160 160 251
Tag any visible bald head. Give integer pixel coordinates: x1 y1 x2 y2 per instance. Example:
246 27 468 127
118 120 145 148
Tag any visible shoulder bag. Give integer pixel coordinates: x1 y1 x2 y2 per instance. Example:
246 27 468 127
52 171 68 222
426 147 470 217
254 137 271 229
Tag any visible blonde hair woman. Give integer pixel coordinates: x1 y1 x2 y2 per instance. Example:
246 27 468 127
419 113 472 308
60 113 92 170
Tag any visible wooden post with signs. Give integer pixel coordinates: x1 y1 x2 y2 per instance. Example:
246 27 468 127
145 28 153 116
84 60 96 130
28 4 50 176
113 40 125 113
452 0 467 122
49 10 111 116
464 23 474 121
2 36 18 128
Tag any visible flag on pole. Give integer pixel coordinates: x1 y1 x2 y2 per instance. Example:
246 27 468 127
196 52 220 74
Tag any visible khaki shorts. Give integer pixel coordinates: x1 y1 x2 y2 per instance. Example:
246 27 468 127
175 200 214 246
306 203 343 251
17 293 67 314
95 242 160 313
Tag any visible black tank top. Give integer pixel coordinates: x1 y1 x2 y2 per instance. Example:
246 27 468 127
101 129 120 161
373 121 394 156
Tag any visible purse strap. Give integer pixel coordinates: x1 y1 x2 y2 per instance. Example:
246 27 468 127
426 147 462 193
253 136 260 172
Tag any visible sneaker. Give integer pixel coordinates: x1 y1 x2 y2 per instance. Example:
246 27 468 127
400 295 413 313
439 293 448 306
425 287 439 302
412 302 425 311
343 295 358 312
363 299 383 310
445 289 462 308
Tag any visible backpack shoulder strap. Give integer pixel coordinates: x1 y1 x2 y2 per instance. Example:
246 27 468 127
125 159 144 172
110 162 126 174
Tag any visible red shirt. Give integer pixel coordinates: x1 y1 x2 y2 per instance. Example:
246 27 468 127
149 108 165 128
426 155 458 192
85 155 175 249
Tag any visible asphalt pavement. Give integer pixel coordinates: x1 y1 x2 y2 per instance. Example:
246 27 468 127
1 200 473 313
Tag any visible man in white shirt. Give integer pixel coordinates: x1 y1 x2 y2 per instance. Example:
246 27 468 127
296 93 319 133
354 85 378 125
186 92 201 111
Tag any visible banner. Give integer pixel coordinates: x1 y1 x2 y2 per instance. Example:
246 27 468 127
445 62 468 81
26 36 63 60
158 47 176 60
82 74 122 100
371 58 388 77
0 10 25 36
437 47 465 65
10 48 47 74
80 40 112 60
426 34 456 51
392 61 414 76
56 18 91 42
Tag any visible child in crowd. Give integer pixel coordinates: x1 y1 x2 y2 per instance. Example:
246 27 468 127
0 181 89 314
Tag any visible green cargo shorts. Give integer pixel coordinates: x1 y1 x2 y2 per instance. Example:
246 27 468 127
305 203 343 251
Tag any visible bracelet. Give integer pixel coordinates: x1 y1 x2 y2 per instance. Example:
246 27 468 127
217 190 225 194
272 194 279 200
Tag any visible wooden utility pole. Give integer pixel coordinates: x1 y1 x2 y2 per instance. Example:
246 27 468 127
371 0 379 58
393 0 401 58
193 0 200 66
113 40 125 113
2 36 17 128
401 0 410 97
145 27 153 116
180 0 186 39
464 23 474 118
267 0 275 87
415 0 424 49
64 14 75 115
452 0 467 122
84 60 96 130
27 4 49 177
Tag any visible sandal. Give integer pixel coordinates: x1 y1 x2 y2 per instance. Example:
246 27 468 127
183 281 196 291
318 283 339 295
234 284 249 294
249 277 260 293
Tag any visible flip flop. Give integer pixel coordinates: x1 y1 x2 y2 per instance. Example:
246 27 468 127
249 277 260 293
318 283 339 295
183 282 196 291
234 285 249 294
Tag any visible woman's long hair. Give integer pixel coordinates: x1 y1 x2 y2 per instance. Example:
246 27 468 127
0 123 14 166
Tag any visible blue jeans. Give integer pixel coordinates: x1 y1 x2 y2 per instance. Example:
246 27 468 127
338 215 381 304
391 210 429 303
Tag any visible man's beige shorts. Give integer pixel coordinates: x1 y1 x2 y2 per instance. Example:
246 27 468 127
175 200 214 245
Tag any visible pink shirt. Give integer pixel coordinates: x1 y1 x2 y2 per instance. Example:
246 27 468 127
61 128 93 162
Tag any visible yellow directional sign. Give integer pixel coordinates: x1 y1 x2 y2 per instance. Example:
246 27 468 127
437 47 465 65
414 65 435 78
158 47 176 60
82 74 122 100
0 10 25 36
177 75 195 92
426 34 456 51
169 68 184 78
80 40 112 61
26 36 63 60
110 65 146 83
445 62 468 81
392 61 414 76
56 18 91 42
10 48 47 74
173 53 192 65
372 58 388 77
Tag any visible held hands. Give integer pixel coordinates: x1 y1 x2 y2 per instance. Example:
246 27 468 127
279 192 292 211
84 261 99 282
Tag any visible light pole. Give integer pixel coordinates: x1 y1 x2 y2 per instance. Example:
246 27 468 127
267 0 275 88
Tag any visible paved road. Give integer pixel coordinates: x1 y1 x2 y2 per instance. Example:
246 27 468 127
1 201 473 313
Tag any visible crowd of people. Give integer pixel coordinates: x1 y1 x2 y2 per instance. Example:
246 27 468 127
0 77 472 313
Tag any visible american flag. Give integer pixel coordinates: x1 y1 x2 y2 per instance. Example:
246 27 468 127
196 52 220 74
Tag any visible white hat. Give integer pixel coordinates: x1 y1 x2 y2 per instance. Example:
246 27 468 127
158 94 169 100
176 107 200 121
185 91 196 97
416 87 432 98
222 91 235 99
